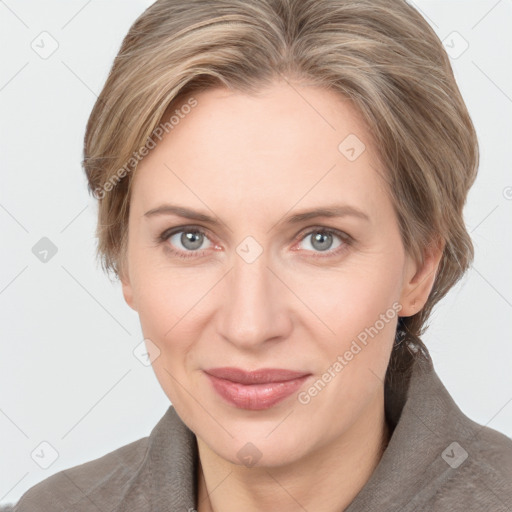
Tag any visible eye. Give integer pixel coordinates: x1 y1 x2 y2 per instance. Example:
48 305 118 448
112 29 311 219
295 227 351 257
157 225 352 260
158 226 213 259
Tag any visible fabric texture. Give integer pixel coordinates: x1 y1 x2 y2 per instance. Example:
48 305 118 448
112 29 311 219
4 346 512 511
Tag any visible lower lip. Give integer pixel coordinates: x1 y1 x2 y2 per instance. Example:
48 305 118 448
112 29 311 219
205 373 310 410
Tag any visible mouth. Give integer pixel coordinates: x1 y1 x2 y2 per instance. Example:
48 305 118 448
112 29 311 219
204 367 312 410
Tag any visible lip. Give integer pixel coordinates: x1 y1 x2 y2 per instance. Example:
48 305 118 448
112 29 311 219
204 367 311 410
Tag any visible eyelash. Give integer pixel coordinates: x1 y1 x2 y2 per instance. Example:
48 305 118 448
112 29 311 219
156 225 353 260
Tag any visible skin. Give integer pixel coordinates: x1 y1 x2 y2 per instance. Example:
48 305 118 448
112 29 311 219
120 80 443 512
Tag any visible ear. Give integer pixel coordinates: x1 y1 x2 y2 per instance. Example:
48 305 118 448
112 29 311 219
398 236 444 318
119 263 138 312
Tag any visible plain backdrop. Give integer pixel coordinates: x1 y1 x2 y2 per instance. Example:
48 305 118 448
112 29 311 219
1 0 511 506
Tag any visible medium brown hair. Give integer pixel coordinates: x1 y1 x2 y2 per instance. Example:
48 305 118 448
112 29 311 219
83 0 479 378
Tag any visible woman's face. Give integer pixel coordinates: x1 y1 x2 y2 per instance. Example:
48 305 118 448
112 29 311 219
121 81 435 467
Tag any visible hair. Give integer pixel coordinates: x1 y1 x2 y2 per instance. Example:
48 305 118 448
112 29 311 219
82 0 479 385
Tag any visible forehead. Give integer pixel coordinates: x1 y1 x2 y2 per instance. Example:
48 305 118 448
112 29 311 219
131 81 389 220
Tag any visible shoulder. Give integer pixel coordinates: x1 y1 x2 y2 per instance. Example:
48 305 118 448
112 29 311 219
430 424 512 510
7 436 150 512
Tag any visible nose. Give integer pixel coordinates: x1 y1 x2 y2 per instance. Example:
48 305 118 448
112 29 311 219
215 247 292 351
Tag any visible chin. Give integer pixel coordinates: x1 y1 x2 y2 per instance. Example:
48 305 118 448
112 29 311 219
201 420 315 469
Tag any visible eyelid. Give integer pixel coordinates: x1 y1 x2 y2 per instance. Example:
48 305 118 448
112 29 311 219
294 224 353 243
158 224 215 244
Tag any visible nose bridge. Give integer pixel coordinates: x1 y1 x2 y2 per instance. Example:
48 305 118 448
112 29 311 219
217 246 287 348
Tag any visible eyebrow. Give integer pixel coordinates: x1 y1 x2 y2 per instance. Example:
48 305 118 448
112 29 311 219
144 203 370 225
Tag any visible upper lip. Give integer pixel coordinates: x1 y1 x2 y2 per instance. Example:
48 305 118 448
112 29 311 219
204 367 310 384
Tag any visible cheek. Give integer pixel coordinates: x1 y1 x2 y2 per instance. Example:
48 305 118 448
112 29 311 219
291 255 403 333
130 241 200 328
133 271 202 414
131 263 193 348
296 265 401 429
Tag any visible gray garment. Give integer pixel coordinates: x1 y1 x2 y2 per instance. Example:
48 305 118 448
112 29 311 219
4 349 512 511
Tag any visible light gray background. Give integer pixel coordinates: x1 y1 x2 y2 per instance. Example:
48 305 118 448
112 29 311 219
1 0 511 506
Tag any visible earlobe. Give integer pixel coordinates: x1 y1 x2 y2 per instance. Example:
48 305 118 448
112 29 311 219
399 236 444 318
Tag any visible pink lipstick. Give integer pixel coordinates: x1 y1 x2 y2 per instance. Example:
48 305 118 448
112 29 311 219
204 367 311 410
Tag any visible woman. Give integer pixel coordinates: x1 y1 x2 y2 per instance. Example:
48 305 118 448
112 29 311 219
6 0 512 510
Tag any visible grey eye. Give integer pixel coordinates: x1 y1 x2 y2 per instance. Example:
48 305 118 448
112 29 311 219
300 231 343 253
170 230 211 251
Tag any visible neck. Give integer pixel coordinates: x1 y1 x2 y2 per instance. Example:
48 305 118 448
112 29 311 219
196 387 391 512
